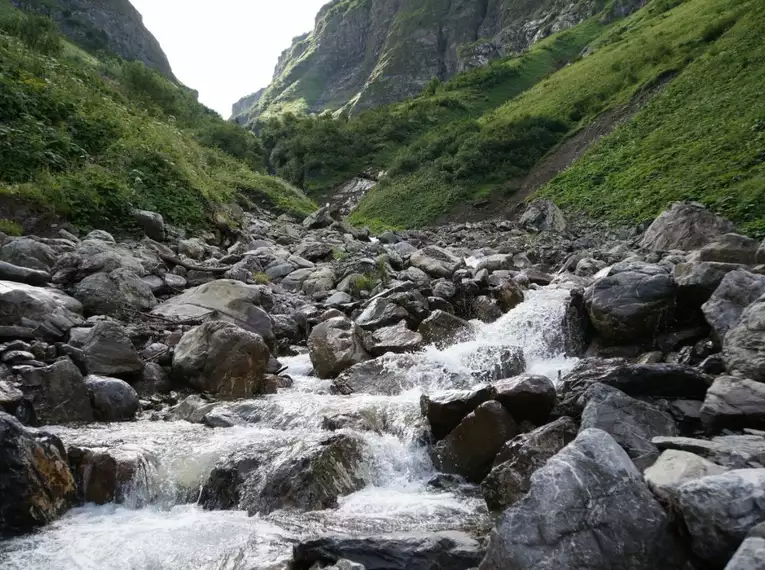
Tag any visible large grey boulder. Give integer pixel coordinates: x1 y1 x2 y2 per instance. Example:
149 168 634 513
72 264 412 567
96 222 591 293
434 401 517 483
409 246 463 278
172 321 271 398
308 316 371 379
581 384 677 469
332 353 426 396
418 310 473 348
478 429 689 570
640 202 735 251
0 412 75 535
0 280 83 339
673 469 765 567
584 262 675 344
290 531 485 570
519 199 566 233
703 270 765 339
13 358 93 424
82 320 143 377
132 209 165 241
493 374 556 425
363 320 423 356
654 435 765 469
724 295 765 381
68 444 156 505
0 260 50 286
725 522 765 570
152 279 274 341
421 384 497 441
303 205 335 229
701 376 765 433
0 237 57 271
673 261 744 307
482 417 578 512
697 233 759 265
74 268 157 316
644 449 727 501
85 375 140 421
51 237 153 284
356 297 409 330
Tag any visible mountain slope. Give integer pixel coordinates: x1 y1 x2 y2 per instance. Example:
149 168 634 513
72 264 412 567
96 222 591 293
233 0 648 122
0 1 314 235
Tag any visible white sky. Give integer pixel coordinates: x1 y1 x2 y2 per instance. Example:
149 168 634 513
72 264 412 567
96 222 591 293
130 0 329 118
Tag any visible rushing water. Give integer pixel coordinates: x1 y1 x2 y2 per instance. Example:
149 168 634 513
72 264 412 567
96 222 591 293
0 286 578 570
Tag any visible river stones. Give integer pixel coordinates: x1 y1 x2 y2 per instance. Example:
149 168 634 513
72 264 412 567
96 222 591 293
640 202 734 251
308 316 371 379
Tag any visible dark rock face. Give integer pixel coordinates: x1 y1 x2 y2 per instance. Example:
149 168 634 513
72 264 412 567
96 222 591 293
703 270 765 339
308 316 372 379
68 445 155 505
700 376 765 433
333 353 422 396
493 374 556 426
724 296 765 382
725 522 765 570
697 233 759 265
74 268 157 316
478 429 690 570
363 320 423 356
584 262 676 344
640 202 735 251
0 412 75 535
14 358 94 424
519 199 566 233
482 417 578 512
418 310 474 348
290 531 485 570
82 320 143 377
673 261 744 308
421 385 497 441
434 401 517 483
85 375 140 422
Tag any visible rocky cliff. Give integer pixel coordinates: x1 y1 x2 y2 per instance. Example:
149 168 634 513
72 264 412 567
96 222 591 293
10 0 174 79
233 0 645 121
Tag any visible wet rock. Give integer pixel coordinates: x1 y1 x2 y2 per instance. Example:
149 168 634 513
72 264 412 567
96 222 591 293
74 268 158 316
169 394 219 423
0 412 75 534
471 345 526 383
138 362 171 395
697 233 759 265
701 376 765 433
173 321 271 398
584 262 675 344
654 435 765 469
519 199 566 233
562 287 591 357
724 296 765 382
290 531 485 570
673 261 744 308
0 380 24 417
418 310 473 348
644 449 727 501
363 321 423 356
493 374 556 425
478 429 689 570
495 279 525 312
410 246 463 278
725 522 765 570
132 209 165 241
356 297 409 330
82 320 143 377
0 260 51 286
14 358 93 424
581 384 677 469
641 202 735 251
68 444 155 505
152 279 274 341
421 385 497 441
703 270 765 339
0 280 83 340
482 417 578 512
0 237 57 271
308 316 371 379
473 295 502 323
434 401 518 483
85 375 140 421
673 468 765 566
333 353 422 396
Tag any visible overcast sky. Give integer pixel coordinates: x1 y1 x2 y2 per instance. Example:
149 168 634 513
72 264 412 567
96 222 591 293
130 0 328 117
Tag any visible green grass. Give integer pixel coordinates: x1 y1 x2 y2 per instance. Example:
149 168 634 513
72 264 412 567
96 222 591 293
541 0 765 235
0 219 23 235
0 1 315 233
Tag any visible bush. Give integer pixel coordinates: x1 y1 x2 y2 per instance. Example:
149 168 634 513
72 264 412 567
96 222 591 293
0 218 22 235
0 10 61 55
252 272 270 284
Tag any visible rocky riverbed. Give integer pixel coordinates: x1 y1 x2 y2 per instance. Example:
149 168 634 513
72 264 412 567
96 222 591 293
2 200 765 569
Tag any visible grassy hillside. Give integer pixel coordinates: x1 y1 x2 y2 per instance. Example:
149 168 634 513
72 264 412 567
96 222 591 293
0 1 315 234
257 0 762 232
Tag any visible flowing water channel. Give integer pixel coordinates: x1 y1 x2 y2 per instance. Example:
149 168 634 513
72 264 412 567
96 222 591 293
0 286 578 570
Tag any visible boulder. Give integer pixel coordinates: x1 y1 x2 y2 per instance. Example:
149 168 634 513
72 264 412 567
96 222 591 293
562 287 591 357
418 310 473 348
673 469 765 567
74 268 157 316
724 295 765 381
581 384 677 469
223 254 263 283
473 295 502 323
640 202 735 251
51 237 151 284
725 522 765 570
68 444 155 505
132 209 165 241
493 374 556 425
482 417 578 512
0 260 50 286
294 240 333 261
333 353 425 396
697 233 759 265
13 358 93 424
478 429 689 570
703 270 765 339
673 261 744 308
151 279 274 341
471 345 526 383
303 205 335 229
421 384 497 441
356 297 409 330
644 449 727 501
172 321 271 398
584 263 675 344
519 199 566 233
409 246 463 278
85 230 115 243
169 394 219 423
0 412 75 534
81 320 143 377
701 376 765 433
177 238 206 260
302 267 336 296
290 531 485 570
434 401 517 483
308 316 371 379
0 237 57 271
495 279 525 312
85 375 140 421
200 433 365 515
0 280 83 339
654 435 765 469
363 321 423 356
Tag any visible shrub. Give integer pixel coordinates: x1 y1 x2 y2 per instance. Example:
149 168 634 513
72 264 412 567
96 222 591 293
252 272 270 285
0 218 22 235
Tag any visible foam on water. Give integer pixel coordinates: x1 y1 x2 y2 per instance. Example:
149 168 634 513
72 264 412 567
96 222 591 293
0 283 576 569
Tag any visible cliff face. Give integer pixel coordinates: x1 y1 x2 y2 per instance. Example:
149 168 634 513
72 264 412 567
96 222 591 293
10 0 174 79
234 0 644 121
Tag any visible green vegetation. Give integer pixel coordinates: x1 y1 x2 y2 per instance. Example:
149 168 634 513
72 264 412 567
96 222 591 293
0 219 23 236
252 272 270 285
541 0 765 235
348 273 379 297
0 1 314 233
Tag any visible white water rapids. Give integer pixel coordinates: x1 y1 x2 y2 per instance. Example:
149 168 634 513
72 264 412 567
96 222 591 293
0 286 578 570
